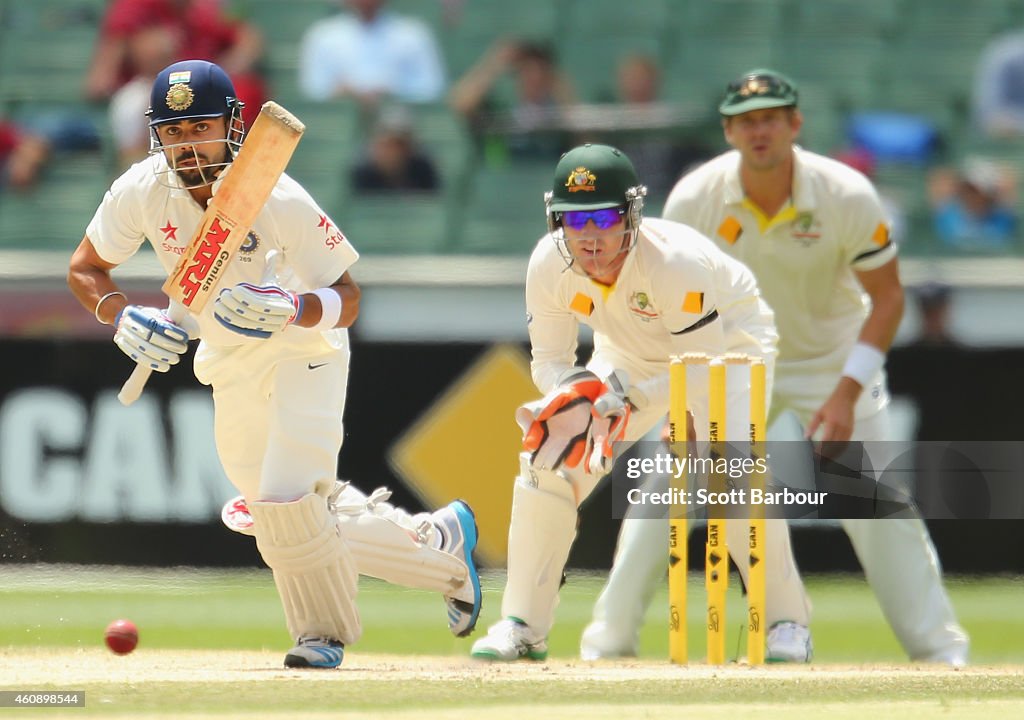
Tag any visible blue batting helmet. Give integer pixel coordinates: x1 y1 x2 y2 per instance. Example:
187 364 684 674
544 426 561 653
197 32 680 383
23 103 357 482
147 60 243 127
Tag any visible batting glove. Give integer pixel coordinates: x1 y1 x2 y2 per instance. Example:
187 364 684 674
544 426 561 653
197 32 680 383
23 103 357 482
113 305 191 373
213 282 302 339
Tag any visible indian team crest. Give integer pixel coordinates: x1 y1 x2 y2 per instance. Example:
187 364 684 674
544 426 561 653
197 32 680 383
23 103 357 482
566 166 596 193
628 290 659 320
238 230 260 262
165 83 194 112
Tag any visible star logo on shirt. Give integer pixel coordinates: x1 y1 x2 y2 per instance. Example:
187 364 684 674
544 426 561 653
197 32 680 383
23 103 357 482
317 215 334 234
160 221 178 241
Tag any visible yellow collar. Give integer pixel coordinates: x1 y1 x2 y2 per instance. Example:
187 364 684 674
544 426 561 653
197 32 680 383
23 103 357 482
741 197 799 234
589 279 615 300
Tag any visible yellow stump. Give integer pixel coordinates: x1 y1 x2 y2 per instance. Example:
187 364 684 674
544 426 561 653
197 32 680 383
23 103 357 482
747 359 767 665
667 357 688 665
706 358 728 665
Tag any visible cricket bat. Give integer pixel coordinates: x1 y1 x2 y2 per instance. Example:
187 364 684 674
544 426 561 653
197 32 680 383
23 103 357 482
117 101 305 406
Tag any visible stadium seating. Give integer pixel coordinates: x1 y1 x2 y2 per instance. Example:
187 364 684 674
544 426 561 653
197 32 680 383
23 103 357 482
0 0 103 105
457 159 553 254
339 194 451 254
4 0 1024 258
560 0 674 102
243 0 336 108
282 100 363 219
0 154 108 251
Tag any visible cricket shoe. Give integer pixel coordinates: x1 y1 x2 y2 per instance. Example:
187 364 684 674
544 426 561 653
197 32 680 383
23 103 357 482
471 618 548 661
579 620 639 660
431 500 482 637
918 645 968 668
766 621 813 663
283 636 345 669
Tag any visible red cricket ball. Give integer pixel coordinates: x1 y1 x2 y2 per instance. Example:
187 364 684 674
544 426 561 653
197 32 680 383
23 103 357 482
104 619 139 655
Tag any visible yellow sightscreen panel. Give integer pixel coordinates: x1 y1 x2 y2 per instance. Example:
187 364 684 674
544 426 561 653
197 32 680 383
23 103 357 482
389 344 537 565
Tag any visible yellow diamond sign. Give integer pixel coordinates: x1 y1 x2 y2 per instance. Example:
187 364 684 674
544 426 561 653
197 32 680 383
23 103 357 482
389 344 537 565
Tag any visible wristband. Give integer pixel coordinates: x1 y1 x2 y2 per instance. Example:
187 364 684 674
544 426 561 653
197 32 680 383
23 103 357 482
94 291 127 325
311 287 342 331
841 342 885 387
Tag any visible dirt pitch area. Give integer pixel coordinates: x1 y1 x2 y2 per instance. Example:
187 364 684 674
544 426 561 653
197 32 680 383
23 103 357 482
3 648 1023 719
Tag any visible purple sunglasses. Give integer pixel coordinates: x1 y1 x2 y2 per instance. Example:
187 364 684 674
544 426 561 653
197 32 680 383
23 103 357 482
559 207 626 230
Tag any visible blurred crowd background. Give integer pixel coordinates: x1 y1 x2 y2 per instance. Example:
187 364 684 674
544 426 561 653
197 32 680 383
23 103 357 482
5 0 1024 258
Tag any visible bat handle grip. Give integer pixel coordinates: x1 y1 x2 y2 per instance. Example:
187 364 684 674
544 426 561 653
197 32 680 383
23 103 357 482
118 364 152 406
116 303 188 407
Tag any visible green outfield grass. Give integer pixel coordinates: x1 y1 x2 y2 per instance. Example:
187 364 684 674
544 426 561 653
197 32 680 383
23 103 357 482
1 566 1021 663
0 566 1021 718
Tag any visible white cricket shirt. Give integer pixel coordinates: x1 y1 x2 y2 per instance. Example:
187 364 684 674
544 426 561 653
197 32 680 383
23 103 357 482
87 154 359 352
525 217 778 412
663 147 896 414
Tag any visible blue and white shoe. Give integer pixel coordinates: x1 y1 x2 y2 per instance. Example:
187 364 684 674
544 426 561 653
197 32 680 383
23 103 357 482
283 636 345 669
432 500 482 638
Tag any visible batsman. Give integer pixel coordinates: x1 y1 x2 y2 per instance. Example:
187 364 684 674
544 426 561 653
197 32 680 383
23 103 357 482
471 143 811 661
67 60 482 669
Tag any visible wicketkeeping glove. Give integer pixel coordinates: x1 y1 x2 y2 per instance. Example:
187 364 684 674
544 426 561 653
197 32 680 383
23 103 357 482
516 368 609 471
584 371 631 476
113 305 191 373
213 282 303 338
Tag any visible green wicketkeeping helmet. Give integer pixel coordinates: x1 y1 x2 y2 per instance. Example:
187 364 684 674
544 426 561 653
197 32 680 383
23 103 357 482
547 143 644 212
544 143 648 278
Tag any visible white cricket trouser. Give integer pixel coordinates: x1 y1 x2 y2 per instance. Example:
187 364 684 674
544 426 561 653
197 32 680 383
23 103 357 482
830 410 969 660
196 340 350 502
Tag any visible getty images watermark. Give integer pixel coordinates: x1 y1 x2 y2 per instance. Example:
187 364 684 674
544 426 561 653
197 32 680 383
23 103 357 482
609 440 1024 520
623 452 828 510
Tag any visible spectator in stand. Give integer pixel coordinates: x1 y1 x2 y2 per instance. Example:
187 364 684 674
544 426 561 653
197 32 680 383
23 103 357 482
449 38 577 162
351 105 440 193
908 282 958 348
1 109 101 191
972 30 1024 138
108 24 179 169
0 119 51 191
927 156 1018 251
299 0 445 107
84 0 267 128
608 54 711 195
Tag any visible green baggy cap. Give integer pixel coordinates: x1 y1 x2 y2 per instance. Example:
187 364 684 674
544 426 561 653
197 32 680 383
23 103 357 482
719 68 798 116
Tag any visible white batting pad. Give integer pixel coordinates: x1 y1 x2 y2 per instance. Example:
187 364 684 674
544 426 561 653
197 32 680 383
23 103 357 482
250 493 361 645
334 484 468 595
500 456 579 636
221 482 469 595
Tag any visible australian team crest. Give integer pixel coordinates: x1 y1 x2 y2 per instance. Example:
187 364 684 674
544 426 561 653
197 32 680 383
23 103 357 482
566 166 596 193
791 211 821 245
628 290 659 320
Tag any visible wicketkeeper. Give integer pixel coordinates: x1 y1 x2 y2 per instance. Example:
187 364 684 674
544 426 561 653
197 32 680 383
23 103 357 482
470 143 812 661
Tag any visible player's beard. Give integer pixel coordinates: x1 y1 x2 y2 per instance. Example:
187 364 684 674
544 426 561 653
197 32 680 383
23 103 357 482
174 153 221 187
169 140 229 188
